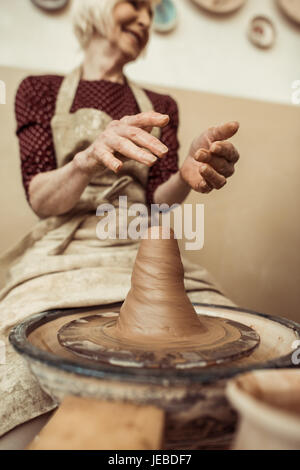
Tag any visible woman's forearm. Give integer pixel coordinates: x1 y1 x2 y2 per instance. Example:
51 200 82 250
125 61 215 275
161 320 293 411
28 153 92 218
153 170 191 207
28 111 171 218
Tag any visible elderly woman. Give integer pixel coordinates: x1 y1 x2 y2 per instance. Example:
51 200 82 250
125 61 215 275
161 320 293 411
0 0 239 436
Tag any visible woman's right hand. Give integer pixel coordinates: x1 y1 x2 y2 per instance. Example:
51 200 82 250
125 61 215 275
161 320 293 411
74 111 170 176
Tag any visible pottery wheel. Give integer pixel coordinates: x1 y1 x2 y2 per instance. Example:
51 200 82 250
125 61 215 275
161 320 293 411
58 311 260 369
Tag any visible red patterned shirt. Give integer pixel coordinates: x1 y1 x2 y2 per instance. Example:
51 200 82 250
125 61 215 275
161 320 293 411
15 75 180 207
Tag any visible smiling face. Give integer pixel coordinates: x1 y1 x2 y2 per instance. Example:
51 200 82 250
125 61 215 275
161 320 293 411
110 0 154 61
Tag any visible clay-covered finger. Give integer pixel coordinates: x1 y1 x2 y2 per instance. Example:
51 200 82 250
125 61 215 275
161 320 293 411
209 156 235 177
198 179 213 193
194 148 211 163
110 135 158 166
199 163 227 190
207 121 240 143
210 141 240 163
118 125 168 158
120 111 170 129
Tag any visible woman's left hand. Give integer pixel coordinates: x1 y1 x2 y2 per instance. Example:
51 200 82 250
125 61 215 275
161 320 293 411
180 121 240 193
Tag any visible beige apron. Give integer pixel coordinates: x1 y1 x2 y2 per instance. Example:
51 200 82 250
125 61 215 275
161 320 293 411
0 67 234 436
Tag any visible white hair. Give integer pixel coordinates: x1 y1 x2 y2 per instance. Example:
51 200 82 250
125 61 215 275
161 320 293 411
72 0 160 49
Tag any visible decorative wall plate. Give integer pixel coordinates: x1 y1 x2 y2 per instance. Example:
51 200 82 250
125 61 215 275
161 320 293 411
248 16 276 49
31 0 69 11
277 0 300 25
191 0 247 14
154 0 178 32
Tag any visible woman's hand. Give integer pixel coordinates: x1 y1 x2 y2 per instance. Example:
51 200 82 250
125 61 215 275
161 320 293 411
74 111 170 176
180 121 240 193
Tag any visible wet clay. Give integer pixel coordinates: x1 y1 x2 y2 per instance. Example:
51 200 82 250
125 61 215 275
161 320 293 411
57 226 260 368
114 226 206 342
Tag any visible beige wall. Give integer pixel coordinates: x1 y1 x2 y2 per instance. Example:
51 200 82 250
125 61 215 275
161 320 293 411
1 66 300 322
172 88 300 323
0 67 38 248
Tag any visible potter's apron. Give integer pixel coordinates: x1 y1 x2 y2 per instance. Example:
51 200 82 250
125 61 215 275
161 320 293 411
0 67 234 437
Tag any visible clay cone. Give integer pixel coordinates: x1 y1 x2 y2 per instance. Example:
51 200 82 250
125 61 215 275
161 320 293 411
115 226 206 341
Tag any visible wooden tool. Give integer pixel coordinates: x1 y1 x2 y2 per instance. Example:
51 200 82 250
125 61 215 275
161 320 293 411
27 396 164 450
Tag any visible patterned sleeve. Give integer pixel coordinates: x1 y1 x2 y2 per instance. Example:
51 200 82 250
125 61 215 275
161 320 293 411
146 95 180 206
15 76 58 201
